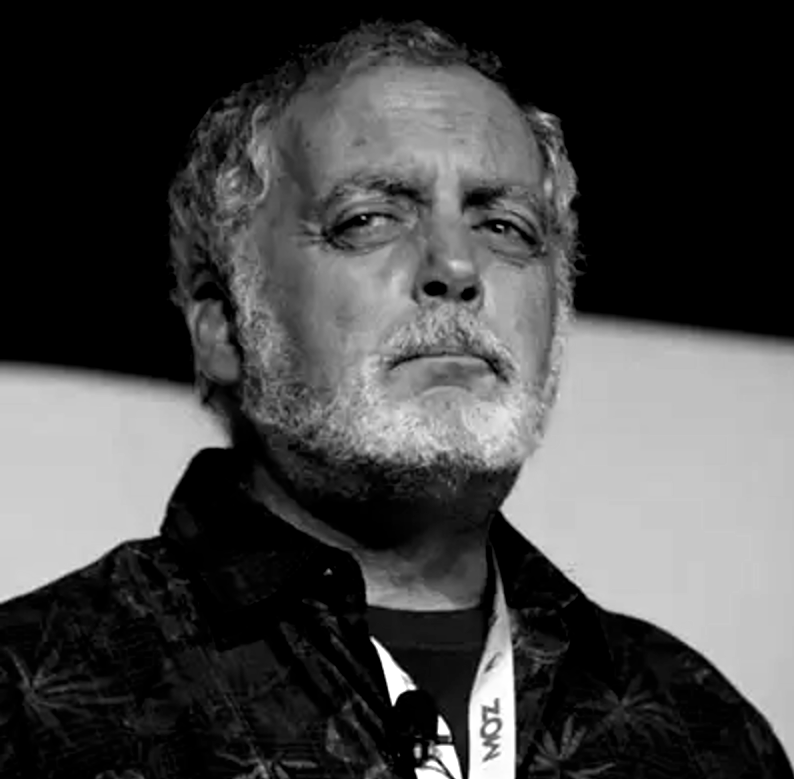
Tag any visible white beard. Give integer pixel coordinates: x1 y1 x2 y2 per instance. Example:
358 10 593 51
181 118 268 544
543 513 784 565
226 255 571 508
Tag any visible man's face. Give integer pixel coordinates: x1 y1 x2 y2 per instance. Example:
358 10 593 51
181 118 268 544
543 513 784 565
227 63 566 490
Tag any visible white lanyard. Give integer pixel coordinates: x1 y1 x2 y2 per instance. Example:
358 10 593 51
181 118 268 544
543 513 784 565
370 548 515 779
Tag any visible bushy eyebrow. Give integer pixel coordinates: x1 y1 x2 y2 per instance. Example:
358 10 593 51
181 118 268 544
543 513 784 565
311 169 543 221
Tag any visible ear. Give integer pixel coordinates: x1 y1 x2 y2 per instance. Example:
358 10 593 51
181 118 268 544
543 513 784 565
187 298 241 384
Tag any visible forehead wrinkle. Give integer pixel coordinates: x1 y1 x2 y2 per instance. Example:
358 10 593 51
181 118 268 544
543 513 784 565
280 66 546 217
367 66 539 161
322 66 532 148
312 167 545 222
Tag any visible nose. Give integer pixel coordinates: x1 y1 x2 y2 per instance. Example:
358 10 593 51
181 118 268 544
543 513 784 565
413 220 483 309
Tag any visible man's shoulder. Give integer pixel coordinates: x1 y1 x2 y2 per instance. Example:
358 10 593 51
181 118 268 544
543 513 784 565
593 603 760 709
0 536 190 658
584 601 792 776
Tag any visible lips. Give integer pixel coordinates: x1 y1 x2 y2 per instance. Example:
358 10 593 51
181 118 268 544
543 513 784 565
395 350 499 375
398 349 473 362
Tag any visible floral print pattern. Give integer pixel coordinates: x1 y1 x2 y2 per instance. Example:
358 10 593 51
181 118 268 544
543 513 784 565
1 447 791 777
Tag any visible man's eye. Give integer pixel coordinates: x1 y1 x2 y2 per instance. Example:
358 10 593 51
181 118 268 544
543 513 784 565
335 213 396 236
323 212 405 251
479 219 538 246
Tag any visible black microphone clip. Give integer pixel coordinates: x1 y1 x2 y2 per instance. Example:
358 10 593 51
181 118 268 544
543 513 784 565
390 689 452 771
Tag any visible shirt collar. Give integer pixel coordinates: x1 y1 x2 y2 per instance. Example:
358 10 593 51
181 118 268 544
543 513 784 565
160 447 347 612
160 447 613 679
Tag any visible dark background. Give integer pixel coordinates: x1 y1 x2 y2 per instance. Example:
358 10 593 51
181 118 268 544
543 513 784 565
4 10 790 387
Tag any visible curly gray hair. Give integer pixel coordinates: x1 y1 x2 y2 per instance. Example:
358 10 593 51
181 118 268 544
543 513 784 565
167 18 584 429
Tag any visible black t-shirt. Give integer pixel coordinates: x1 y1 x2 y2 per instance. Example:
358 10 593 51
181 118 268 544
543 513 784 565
366 604 488 778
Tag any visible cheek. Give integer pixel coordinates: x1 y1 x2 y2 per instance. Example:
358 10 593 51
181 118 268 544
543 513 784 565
496 267 553 376
294 269 369 387
534 267 555 334
528 275 554 359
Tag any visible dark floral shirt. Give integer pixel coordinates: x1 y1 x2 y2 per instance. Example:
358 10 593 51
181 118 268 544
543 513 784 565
0 447 791 778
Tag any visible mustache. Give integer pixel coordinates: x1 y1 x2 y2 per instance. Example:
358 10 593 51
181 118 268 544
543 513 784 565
388 315 508 377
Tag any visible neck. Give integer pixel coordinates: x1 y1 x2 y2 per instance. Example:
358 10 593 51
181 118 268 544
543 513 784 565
247 454 498 612
360 536 490 611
